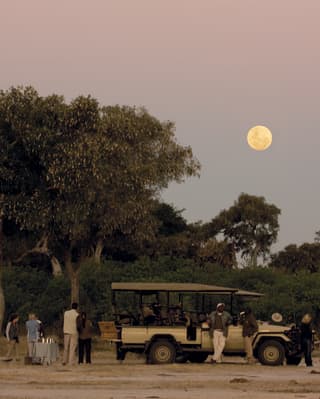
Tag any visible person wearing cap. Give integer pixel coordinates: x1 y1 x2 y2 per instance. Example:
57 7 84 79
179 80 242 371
207 303 232 364
241 307 258 364
300 313 313 367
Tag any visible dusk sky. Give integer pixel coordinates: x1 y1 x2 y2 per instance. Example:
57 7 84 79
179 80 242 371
1 0 320 252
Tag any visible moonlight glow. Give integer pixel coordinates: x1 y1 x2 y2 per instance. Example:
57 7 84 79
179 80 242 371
247 126 272 151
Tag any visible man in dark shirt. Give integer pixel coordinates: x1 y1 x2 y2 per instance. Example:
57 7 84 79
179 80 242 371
241 307 258 364
301 313 313 367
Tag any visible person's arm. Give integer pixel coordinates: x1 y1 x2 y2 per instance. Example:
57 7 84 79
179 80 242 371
76 315 82 332
207 312 214 327
88 320 94 335
226 312 233 326
5 322 10 341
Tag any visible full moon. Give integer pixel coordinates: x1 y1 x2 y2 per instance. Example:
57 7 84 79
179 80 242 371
247 125 272 151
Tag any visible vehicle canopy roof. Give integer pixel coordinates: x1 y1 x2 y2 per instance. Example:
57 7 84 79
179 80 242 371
111 282 263 297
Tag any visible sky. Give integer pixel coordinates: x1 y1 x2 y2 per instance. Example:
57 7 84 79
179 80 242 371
1 0 320 252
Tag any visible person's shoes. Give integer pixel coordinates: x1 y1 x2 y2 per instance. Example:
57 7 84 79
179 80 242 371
210 359 217 364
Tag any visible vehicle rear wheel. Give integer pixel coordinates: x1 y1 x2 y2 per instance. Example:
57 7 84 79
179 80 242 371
148 340 176 364
286 355 302 365
257 340 285 366
188 353 209 363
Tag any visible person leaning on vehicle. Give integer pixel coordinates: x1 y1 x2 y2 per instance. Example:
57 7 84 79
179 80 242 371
240 307 258 364
207 303 232 364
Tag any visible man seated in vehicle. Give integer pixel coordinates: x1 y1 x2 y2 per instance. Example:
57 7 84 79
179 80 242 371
168 303 187 325
141 303 162 325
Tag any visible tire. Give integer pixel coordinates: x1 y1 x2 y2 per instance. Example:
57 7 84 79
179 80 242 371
257 340 285 366
148 340 176 364
286 355 302 365
188 353 209 363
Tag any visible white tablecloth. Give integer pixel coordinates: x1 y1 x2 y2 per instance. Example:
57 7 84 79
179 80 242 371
33 342 59 365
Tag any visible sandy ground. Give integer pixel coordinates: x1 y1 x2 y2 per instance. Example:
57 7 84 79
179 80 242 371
1 340 320 399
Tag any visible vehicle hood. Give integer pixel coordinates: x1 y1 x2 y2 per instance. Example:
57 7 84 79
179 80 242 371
258 322 293 333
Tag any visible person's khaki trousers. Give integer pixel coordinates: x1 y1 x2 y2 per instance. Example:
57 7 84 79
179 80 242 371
63 333 78 365
27 340 37 357
212 330 226 362
244 335 254 362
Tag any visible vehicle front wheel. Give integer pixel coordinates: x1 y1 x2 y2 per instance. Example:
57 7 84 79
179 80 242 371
257 340 285 366
148 340 176 364
286 355 302 365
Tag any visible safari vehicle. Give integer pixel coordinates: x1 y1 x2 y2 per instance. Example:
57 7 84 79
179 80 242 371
99 282 306 366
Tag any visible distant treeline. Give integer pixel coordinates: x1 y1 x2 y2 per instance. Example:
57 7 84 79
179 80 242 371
4 257 320 333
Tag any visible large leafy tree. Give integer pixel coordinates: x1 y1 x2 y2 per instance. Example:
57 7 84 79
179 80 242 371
206 193 281 267
0 86 200 307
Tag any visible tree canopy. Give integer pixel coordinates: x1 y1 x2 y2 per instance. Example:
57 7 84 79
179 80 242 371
205 193 281 267
0 86 201 304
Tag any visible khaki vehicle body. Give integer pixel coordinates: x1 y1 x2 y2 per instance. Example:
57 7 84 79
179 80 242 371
99 282 308 366
120 324 212 348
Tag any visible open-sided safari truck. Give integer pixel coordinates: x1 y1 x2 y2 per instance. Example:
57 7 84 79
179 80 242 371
99 282 305 366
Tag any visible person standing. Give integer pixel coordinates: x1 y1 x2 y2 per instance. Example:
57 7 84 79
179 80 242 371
26 313 40 357
241 307 258 364
77 312 93 364
62 302 79 366
5 314 20 361
208 303 232 364
300 313 313 367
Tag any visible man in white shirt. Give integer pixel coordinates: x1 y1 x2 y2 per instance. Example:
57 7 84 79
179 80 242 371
62 302 79 365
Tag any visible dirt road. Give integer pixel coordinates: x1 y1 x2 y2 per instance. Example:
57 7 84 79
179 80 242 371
1 349 320 399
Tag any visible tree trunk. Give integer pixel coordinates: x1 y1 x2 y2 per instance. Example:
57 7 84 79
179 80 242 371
93 238 104 264
65 251 80 304
14 234 63 276
50 255 63 276
231 243 238 268
0 209 5 331
250 245 259 268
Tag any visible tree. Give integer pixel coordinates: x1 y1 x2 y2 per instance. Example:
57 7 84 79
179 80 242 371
153 202 187 236
270 243 320 273
198 238 235 269
315 230 320 243
0 195 5 330
207 193 280 267
147 202 199 259
0 87 201 304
